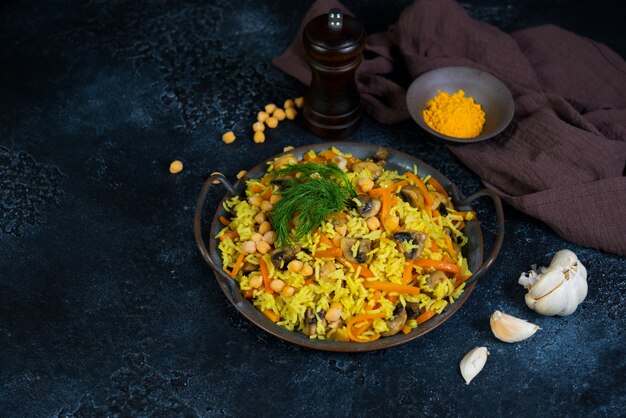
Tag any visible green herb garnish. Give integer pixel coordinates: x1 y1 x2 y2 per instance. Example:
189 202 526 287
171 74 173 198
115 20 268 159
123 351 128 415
270 162 357 247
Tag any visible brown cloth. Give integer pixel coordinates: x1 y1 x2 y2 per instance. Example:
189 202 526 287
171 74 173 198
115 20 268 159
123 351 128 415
273 0 626 256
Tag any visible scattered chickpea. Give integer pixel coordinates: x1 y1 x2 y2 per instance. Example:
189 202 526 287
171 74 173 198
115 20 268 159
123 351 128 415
288 259 303 273
254 213 266 224
335 224 347 236
282 286 295 297
257 111 269 122
301 264 314 277
294 97 304 108
384 215 400 231
259 221 272 234
284 99 295 109
250 195 263 207
249 275 263 288
263 231 277 244
251 233 263 242
270 279 286 293
256 240 271 254
169 160 183 174
253 131 266 144
261 200 273 212
252 122 265 132
325 305 343 322
358 177 375 193
265 117 278 129
264 103 277 114
270 194 282 204
236 170 247 179
273 108 286 121
241 240 257 254
285 107 298 120
222 131 236 144
283 146 294 152
367 216 381 230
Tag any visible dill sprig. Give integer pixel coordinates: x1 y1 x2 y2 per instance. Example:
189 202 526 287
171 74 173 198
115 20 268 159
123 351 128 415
270 162 357 247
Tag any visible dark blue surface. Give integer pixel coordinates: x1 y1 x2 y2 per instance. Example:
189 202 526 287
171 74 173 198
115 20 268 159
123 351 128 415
1 1 625 416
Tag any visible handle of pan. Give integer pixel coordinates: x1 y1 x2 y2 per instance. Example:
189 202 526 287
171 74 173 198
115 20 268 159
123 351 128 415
193 172 241 303
455 189 505 286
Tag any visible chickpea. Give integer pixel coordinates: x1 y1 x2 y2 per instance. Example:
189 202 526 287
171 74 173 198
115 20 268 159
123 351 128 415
270 279 285 293
241 240 256 254
252 122 265 132
358 177 374 193
256 240 271 255
294 97 304 108
367 216 381 230
251 233 263 242
270 194 281 204
261 200 273 212
273 108 286 121
249 275 263 288
284 99 295 109
250 195 263 207
285 107 297 120
283 145 294 152
301 264 313 277
282 286 295 298
259 221 272 234
263 231 277 244
265 117 278 129
236 170 247 179
222 131 236 144
287 259 303 273
254 212 266 224
325 306 342 323
264 103 277 114
169 160 183 174
253 131 266 144
384 215 400 231
257 111 269 122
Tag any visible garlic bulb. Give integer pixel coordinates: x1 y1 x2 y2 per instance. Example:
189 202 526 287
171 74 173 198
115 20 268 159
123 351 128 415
518 249 587 316
460 347 489 384
490 310 539 343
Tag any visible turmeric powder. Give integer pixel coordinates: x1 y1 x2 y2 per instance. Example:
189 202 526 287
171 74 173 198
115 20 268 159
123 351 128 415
422 90 485 138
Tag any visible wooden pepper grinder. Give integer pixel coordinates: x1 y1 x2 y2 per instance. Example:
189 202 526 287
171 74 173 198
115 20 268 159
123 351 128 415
302 8 366 139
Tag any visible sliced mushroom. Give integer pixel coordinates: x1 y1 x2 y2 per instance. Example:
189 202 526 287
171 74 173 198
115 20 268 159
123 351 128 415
425 270 448 292
373 147 389 162
405 302 421 320
320 260 337 280
302 307 326 336
381 304 407 337
340 237 372 264
443 227 462 256
240 261 258 275
270 247 297 269
351 161 383 180
393 230 427 260
270 175 292 191
355 194 381 218
430 191 450 211
399 186 424 208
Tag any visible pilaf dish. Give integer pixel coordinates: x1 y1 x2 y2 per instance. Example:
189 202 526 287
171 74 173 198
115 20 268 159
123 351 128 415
216 147 475 342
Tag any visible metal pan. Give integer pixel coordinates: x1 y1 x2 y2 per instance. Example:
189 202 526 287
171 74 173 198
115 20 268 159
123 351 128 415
194 142 504 352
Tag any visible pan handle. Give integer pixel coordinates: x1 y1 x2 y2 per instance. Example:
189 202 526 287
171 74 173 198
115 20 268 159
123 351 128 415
193 172 241 303
455 189 505 286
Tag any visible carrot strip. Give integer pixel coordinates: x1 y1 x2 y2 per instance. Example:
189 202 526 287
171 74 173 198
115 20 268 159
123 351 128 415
401 325 412 334
319 149 337 161
430 240 439 253
413 259 462 275
313 248 343 258
319 235 335 248
347 313 384 342
229 253 246 278
405 172 433 207
362 280 421 295
304 277 315 286
416 309 436 325
387 295 398 303
428 177 449 198
259 257 272 294
219 230 239 241
340 258 375 278
432 209 440 218
402 262 413 284
388 180 409 192
262 309 280 323
379 188 391 223
250 183 264 193
455 273 473 285
219 216 230 226
444 235 456 259
261 187 273 200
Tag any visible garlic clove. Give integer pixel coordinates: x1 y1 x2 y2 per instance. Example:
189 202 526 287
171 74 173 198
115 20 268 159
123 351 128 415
549 249 578 269
460 346 489 384
490 310 540 343
527 267 565 299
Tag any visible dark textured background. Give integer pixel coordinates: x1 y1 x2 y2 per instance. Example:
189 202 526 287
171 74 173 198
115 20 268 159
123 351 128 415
1 0 625 416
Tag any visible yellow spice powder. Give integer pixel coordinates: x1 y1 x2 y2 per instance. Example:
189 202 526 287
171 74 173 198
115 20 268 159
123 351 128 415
422 90 485 138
